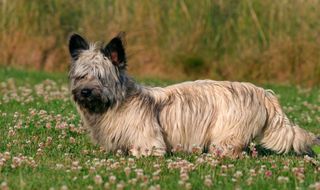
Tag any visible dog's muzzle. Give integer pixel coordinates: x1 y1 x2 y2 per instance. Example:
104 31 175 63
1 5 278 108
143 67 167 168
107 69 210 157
72 87 108 113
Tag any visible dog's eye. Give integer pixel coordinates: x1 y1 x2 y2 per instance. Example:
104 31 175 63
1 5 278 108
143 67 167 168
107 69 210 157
75 75 86 81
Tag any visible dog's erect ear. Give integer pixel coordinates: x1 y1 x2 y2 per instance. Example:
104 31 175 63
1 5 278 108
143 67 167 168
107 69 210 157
103 32 126 69
69 33 89 60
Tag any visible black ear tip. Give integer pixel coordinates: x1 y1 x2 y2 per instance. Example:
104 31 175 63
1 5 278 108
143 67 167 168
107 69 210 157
69 33 84 42
68 33 89 59
116 32 126 44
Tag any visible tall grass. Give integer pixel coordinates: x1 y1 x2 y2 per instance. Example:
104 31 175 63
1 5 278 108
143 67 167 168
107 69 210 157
1 0 320 86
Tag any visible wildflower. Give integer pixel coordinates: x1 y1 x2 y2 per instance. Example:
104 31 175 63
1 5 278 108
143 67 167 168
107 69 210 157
89 166 96 174
72 161 79 167
1 182 9 190
69 124 76 132
56 164 64 169
149 185 161 190
210 159 219 167
124 167 131 177
11 156 22 168
60 185 68 190
38 142 45 148
81 149 89 155
8 129 15 137
46 137 53 146
221 165 228 171
128 158 135 165
309 182 320 190
143 175 149 183
116 183 124 190
135 169 144 180
265 170 272 178
180 172 189 181
185 183 192 190
251 148 258 157
111 162 120 169
152 170 161 181
128 179 137 185
69 137 76 144
94 175 103 185
227 164 234 168
119 157 126 164
283 165 289 171
220 173 227 177
152 174 160 181
178 180 184 186
246 177 253 185
109 176 116 184
104 182 110 190
234 171 243 178
209 145 223 157
204 176 212 187
277 176 289 184
46 123 52 129
153 164 160 169
196 157 205 164
249 142 258 157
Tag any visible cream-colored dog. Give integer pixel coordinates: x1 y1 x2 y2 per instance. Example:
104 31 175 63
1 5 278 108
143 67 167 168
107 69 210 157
68 33 319 158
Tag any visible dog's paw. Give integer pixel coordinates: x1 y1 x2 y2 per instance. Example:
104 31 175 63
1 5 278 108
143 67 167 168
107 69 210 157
129 147 142 158
129 146 166 158
150 146 166 157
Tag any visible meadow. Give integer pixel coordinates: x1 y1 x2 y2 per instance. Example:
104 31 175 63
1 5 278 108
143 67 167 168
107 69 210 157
0 67 319 190
1 0 320 86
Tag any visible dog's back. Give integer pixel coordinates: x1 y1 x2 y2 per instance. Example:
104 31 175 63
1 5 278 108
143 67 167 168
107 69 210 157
156 80 319 157
157 80 267 156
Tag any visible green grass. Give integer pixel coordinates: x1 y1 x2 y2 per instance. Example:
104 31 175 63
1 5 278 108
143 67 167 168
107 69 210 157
0 68 319 190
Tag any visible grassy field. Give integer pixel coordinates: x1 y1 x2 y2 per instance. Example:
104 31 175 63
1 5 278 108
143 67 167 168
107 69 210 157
0 67 319 190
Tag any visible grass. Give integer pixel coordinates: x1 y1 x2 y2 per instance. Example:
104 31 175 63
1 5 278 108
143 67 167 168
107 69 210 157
1 1 320 86
0 68 319 190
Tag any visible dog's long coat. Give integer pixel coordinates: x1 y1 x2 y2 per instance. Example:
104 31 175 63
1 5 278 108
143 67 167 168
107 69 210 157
68 33 319 157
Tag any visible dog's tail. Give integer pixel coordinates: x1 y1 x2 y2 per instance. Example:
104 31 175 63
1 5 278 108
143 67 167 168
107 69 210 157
259 90 320 155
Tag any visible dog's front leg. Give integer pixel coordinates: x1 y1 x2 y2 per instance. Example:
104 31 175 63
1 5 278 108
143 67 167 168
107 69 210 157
129 145 166 158
129 135 167 158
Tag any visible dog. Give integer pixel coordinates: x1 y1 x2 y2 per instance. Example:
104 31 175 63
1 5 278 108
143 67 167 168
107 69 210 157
68 32 319 158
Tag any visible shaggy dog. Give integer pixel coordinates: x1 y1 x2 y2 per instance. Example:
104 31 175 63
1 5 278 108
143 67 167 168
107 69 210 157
68 33 319 158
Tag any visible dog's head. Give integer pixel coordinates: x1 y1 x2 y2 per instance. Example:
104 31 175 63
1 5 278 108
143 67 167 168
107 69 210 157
68 33 127 113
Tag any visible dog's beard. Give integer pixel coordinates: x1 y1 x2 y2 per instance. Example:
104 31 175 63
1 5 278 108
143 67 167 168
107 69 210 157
73 93 110 113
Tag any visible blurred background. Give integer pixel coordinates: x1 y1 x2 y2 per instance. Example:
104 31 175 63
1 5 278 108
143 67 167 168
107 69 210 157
1 0 320 86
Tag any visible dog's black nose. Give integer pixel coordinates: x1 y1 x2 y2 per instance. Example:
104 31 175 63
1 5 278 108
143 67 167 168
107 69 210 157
81 88 92 97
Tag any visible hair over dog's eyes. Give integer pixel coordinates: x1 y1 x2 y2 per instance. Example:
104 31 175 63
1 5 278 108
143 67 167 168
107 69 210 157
75 75 86 81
